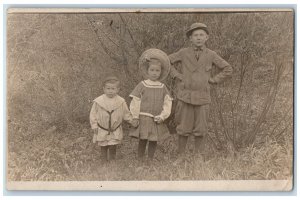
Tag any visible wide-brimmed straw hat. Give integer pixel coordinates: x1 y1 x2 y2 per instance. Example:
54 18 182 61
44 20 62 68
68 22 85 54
186 23 209 37
139 48 171 81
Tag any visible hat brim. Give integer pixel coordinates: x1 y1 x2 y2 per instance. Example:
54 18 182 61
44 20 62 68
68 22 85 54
139 49 171 81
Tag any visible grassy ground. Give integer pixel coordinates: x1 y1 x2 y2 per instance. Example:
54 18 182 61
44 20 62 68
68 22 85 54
6 12 294 183
7 121 293 181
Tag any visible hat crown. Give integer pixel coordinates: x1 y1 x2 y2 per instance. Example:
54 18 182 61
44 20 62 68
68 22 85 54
190 23 207 29
148 58 162 66
186 22 209 36
139 49 171 81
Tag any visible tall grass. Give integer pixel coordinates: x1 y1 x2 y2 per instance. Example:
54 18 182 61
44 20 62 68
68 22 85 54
7 12 293 181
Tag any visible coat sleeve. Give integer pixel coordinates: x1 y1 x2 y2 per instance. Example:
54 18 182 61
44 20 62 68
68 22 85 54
129 96 141 119
129 82 144 119
169 49 182 64
157 95 173 121
122 102 133 122
89 102 98 129
211 52 233 83
169 50 183 80
157 85 173 120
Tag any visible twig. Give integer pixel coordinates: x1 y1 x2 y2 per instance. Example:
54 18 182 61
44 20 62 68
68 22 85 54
211 107 223 148
118 14 142 55
246 56 285 144
102 15 137 48
275 121 292 140
211 87 233 142
269 105 293 136
228 91 236 148
86 16 123 63
233 52 247 110
206 132 219 151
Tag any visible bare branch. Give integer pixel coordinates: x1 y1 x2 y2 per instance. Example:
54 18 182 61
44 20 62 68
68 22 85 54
211 87 233 143
85 16 123 63
118 14 142 55
245 55 285 144
269 105 293 136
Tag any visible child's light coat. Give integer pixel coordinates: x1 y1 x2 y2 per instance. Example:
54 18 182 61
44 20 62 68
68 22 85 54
90 94 132 146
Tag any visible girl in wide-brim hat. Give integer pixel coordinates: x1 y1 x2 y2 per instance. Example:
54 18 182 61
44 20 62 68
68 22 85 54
139 48 171 81
129 48 173 160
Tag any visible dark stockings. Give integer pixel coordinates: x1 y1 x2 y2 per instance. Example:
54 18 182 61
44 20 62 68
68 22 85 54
148 141 157 159
194 136 204 154
101 145 117 161
138 139 157 159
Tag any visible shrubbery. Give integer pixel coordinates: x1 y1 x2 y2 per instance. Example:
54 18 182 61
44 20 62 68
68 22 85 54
7 11 293 181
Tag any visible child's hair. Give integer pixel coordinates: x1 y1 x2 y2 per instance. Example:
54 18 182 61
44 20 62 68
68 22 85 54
146 58 162 70
102 76 120 88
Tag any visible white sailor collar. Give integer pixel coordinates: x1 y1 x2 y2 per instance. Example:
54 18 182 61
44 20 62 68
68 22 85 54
93 94 125 111
142 79 164 88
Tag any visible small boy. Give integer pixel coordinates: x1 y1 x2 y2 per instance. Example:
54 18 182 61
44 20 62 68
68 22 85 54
169 23 233 157
89 76 134 162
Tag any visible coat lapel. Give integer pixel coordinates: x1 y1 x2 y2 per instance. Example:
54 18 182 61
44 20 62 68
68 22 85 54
185 47 200 72
185 47 209 72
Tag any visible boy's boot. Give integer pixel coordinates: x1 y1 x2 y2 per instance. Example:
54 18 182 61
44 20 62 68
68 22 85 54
138 139 147 160
173 135 188 166
194 136 205 161
178 135 188 154
108 145 117 160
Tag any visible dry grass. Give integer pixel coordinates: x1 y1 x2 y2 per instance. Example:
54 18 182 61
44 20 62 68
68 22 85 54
7 122 293 181
6 12 294 182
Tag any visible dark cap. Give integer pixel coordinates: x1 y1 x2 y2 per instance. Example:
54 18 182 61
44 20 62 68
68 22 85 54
102 76 120 86
186 23 209 37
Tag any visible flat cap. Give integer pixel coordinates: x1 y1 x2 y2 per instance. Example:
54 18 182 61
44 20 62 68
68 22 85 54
186 23 209 37
102 76 120 86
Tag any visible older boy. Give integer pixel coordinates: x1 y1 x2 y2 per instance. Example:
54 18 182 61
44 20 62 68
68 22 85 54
169 23 233 156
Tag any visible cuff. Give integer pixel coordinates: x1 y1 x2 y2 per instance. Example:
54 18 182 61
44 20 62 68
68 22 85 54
209 77 217 84
156 115 165 121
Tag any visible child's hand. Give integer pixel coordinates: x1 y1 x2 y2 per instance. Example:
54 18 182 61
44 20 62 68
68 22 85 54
131 119 139 128
208 77 217 84
154 116 163 124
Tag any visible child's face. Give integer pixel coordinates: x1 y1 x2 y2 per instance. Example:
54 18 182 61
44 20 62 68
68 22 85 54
190 29 209 47
103 83 119 98
147 64 161 81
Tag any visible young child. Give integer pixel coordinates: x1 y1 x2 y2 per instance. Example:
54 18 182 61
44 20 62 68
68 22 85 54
89 76 133 162
129 49 173 160
168 23 233 157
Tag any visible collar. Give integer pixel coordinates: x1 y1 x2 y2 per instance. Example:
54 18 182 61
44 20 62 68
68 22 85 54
144 79 162 86
193 45 206 51
93 94 125 111
142 79 164 88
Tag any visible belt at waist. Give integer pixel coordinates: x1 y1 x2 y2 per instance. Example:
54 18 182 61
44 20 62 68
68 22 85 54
97 122 122 135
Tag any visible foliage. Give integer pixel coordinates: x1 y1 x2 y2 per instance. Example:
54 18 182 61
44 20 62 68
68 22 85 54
7 11 293 181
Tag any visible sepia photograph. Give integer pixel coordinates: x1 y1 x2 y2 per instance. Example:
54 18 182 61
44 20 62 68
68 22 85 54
5 8 294 191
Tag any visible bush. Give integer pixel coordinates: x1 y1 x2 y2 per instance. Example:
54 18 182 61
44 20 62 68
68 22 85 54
7 11 293 181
